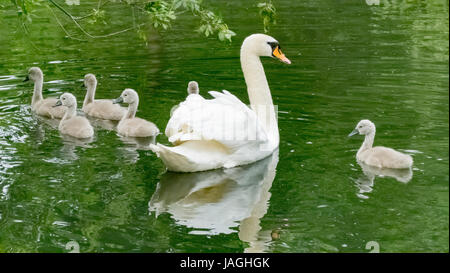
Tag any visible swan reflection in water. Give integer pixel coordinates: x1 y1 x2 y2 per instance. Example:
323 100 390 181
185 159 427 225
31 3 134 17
149 150 279 252
354 161 413 199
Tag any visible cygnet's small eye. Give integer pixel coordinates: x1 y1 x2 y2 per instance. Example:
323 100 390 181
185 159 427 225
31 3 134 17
63 98 66 100
124 94 127 97
358 125 363 128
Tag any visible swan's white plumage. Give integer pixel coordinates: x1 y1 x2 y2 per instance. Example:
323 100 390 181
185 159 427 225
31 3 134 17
155 90 269 172
165 90 267 147
82 74 126 120
357 146 413 169
349 119 413 169
170 81 201 117
59 116 94 139
115 88 159 137
83 100 125 120
151 34 290 172
56 93 94 139
33 98 66 119
26 67 65 119
117 117 160 137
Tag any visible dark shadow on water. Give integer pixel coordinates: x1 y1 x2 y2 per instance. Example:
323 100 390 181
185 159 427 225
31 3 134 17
354 161 413 199
149 149 279 252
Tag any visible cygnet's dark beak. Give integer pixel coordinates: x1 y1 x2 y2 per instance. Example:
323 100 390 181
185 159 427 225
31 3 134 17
113 96 123 104
23 76 30 82
53 100 62 108
348 129 359 137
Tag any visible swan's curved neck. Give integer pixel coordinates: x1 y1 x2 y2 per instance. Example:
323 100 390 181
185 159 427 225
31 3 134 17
32 78 44 106
124 100 138 119
240 49 279 147
359 133 375 154
83 83 96 106
62 104 77 121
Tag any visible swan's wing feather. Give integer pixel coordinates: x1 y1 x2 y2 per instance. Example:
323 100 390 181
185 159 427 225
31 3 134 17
165 91 267 151
207 91 223 98
208 90 245 107
165 96 204 137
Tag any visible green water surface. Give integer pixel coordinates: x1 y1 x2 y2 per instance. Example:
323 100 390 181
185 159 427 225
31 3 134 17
0 0 448 252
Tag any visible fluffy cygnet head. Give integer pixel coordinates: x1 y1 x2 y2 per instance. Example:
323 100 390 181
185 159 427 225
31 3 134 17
187 81 199 95
24 67 43 82
348 119 376 137
83 73 97 88
113 88 139 105
241 33 291 64
54 93 77 108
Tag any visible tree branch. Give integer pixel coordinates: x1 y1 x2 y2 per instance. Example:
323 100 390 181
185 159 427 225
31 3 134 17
47 0 142 39
47 5 87 41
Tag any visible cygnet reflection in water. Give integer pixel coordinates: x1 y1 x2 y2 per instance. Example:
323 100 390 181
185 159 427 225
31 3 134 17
119 135 156 149
34 113 60 130
116 135 157 163
30 113 58 145
42 133 94 164
149 150 279 252
59 134 94 161
87 116 118 131
354 160 413 199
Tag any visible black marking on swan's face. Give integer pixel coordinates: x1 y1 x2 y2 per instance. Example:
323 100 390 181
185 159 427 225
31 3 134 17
266 41 291 64
267 41 280 55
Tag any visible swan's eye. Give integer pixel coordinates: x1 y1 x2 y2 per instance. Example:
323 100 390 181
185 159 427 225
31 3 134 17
63 98 66 100
267 41 279 50
358 125 362 128
124 94 127 97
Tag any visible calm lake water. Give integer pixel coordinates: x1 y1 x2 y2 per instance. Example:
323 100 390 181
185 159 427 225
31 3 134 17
0 0 448 252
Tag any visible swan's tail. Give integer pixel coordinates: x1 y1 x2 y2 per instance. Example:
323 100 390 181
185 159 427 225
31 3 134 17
150 141 230 172
150 143 196 172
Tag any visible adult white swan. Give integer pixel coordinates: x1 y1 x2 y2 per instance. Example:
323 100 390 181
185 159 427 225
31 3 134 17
150 34 291 172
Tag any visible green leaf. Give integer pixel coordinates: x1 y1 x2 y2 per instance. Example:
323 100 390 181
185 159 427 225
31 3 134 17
258 1 276 33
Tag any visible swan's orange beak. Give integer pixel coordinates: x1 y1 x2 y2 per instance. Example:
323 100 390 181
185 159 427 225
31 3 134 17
273 46 291 64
